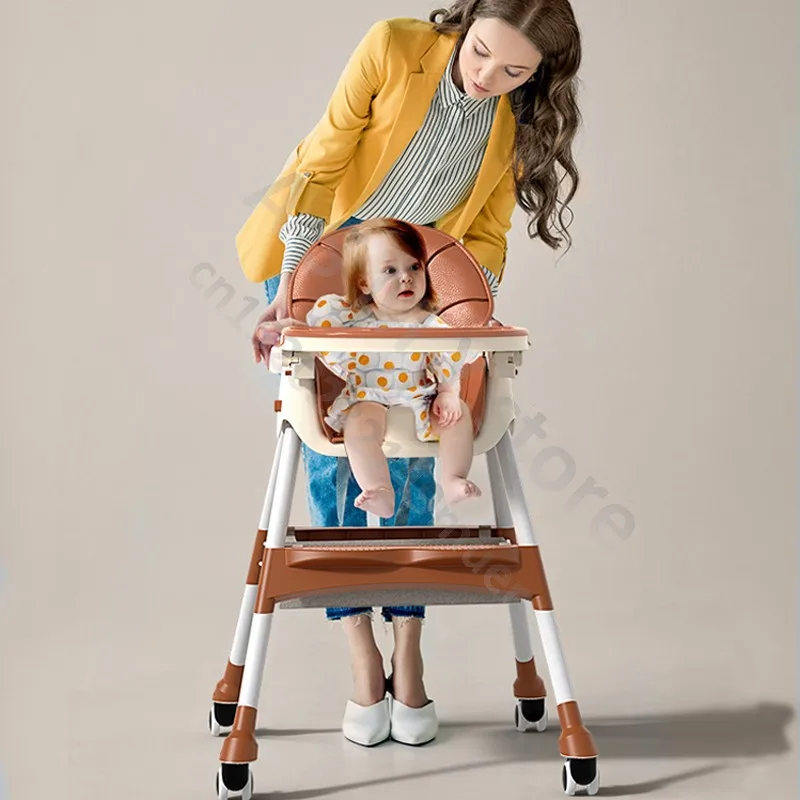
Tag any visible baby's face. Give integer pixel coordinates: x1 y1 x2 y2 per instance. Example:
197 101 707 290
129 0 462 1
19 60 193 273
360 234 427 315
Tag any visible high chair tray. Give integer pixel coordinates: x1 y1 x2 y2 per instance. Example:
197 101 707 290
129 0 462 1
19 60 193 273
279 324 530 354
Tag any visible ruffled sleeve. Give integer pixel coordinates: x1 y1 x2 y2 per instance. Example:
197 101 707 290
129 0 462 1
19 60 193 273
423 315 480 387
304 294 357 378
304 294 354 328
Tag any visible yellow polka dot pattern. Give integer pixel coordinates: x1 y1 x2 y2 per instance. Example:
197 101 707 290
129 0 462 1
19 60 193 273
304 293 477 442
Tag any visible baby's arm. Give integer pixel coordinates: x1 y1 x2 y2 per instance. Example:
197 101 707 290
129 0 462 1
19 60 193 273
436 374 461 397
431 373 462 428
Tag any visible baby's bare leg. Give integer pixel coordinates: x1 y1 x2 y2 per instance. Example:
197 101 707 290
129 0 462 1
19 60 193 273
343 401 395 518
431 401 482 506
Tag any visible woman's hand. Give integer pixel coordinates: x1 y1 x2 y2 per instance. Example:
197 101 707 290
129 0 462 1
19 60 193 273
253 317 309 367
252 275 290 364
432 391 463 428
252 320 282 366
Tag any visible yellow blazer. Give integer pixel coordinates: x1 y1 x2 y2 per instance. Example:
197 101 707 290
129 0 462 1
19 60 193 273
236 18 517 284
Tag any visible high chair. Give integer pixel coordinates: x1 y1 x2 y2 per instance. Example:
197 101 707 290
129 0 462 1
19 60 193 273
209 226 599 798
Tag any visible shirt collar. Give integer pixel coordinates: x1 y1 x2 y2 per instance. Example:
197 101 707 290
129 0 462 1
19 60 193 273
439 46 494 114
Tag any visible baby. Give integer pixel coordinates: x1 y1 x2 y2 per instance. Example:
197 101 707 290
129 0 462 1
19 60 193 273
256 218 481 518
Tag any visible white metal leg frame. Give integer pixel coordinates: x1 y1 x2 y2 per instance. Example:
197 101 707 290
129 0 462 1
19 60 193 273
210 429 287 736
494 431 599 794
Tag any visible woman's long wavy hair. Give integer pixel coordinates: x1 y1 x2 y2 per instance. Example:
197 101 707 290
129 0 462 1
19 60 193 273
430 0 582 250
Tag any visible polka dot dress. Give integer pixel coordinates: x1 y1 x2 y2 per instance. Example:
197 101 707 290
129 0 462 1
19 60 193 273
305 294 477 441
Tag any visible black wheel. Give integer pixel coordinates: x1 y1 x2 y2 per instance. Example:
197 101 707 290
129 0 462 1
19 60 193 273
209 703 236 737
217 764 253 799
562 758 599 796
221 764 250 792
514 698 547 732
520 698 545 722
214 702 237 727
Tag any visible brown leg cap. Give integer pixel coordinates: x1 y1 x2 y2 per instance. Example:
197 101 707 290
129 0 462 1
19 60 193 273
213 663 244 703
513 659 546 699
219 707 258 763
557 701 598 759
559 727 598 759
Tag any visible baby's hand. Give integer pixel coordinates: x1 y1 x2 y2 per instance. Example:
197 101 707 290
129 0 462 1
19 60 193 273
432 392 462 428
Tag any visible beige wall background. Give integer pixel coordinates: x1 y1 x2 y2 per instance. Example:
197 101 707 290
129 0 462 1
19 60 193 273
2 1 797 798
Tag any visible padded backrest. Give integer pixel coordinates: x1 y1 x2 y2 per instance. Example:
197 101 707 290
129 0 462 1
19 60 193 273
288 224 493 326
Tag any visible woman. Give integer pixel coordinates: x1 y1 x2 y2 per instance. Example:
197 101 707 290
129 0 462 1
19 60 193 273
238 0 582 746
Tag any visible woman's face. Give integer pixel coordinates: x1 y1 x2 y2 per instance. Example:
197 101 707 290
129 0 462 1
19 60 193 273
457 16 543 99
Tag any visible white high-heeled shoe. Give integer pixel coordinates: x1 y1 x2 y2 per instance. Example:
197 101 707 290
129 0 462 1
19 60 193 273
389 697 438 745
342 686 392 747
386 675 438 745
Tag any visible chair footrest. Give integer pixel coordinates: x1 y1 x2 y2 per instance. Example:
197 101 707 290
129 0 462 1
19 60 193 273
285 544 519 570
278 588 521 610
287 525 514 544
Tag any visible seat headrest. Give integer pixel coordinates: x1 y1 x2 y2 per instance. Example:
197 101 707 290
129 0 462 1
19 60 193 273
288 224 493 327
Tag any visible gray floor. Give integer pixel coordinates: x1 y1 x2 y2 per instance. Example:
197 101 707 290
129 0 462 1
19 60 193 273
2 410 797 799
3 558 796 799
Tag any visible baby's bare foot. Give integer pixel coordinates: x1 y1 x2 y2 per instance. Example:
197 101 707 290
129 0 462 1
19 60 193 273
443 477 482 506
355 487 395 518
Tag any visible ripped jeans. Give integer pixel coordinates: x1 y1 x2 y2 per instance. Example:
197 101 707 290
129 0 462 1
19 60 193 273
264 215 432 621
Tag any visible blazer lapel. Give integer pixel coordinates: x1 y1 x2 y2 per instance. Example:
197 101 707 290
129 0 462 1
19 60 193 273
355 33 457 207
451 94 516 236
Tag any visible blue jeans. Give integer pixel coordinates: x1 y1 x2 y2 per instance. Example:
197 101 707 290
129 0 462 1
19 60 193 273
266 216 433 621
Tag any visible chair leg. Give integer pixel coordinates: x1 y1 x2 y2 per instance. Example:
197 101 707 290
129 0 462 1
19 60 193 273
508 603 549 733
209 431 285 736
487 446 548 732
218 426 301 789
495 432 599 776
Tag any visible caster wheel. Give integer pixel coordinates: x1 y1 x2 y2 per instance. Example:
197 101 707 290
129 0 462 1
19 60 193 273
216 765 253 800
562 758 599 796
209 703 235 737
514 698 547 732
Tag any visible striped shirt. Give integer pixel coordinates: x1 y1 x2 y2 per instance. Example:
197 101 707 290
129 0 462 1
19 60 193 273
278 47 502 296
